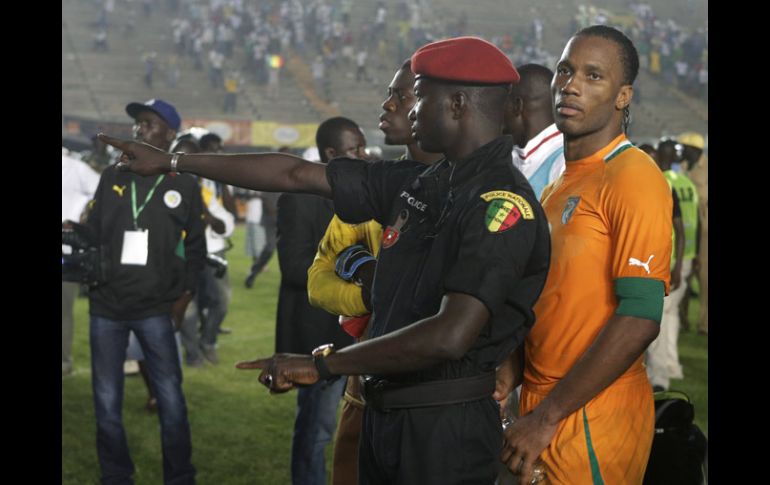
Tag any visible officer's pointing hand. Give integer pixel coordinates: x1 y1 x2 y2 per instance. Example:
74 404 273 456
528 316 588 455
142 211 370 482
97 133 172 176
236 354 320 394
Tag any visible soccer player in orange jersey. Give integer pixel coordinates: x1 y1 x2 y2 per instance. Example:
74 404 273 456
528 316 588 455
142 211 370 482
499 25 672 484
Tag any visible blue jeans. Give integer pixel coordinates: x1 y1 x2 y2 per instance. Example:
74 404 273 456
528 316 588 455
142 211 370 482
198 262 229 347
126 330 183 366
291 378 346 485
90 314 195 485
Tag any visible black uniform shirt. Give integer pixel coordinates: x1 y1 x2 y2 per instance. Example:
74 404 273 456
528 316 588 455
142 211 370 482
327 136 550 383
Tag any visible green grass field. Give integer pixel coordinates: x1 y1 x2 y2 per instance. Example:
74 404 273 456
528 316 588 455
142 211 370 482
62 225 708 483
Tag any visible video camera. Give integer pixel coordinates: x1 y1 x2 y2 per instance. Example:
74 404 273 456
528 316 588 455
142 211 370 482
62 221 107 286
206 252 228 278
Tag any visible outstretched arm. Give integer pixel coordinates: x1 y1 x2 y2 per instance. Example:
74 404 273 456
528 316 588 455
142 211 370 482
236 292 490 392
98 134 331 197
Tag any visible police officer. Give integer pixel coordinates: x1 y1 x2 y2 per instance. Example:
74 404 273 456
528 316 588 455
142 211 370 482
99 37 551 484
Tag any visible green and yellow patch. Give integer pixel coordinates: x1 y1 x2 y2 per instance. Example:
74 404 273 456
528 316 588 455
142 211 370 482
480 191 534 233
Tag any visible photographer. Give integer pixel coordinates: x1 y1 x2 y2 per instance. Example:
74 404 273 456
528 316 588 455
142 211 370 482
62 151 99 376
84 99 205 485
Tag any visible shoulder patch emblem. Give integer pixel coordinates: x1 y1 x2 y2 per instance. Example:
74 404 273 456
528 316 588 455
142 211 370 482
480 191 533 233
561 196 581 224
382 209 409 249
164 190 182 209
112 185 126 197
480 191 535 219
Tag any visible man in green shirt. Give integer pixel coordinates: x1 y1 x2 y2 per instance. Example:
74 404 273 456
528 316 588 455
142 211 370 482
646 138 698 390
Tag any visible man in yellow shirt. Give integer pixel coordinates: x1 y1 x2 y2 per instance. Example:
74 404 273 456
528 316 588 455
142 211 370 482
306 59 442 484
307 60 443 320
274 117 365 485
500 25 672 484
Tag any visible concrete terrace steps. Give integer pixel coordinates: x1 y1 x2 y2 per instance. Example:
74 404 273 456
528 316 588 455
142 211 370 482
329 0 567 137
63 0 706 141
633 70 708 138
427 0 706 140
65 0 327 125
62 6 103 117
64 0 258 122
239 80 320 124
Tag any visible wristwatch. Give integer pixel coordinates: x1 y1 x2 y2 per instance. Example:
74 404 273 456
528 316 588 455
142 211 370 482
170 152 183 173
312 343 337 382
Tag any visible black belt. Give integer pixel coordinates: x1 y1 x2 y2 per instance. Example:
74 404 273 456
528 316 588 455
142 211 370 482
360 372 496 412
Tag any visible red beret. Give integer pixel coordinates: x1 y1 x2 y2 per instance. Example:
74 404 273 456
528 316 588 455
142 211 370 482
411 36 520 85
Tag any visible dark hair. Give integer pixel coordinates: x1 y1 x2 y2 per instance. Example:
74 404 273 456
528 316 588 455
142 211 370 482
511 64 553 101
429 81 509 128
315 116 360 159
199 133 223 150
576 25 639 85
471 85 511 124
172 133 199 153
172 138 200 153
516 64 554 89
657 138 677 152
175 133 196 143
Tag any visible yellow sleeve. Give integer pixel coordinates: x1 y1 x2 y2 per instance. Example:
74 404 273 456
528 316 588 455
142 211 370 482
307 216 381 316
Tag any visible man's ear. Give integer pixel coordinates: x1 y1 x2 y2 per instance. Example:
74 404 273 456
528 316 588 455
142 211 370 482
323 147 337 161
166 130 177 144
511 96 524 117
450 90 469 120
615 85 633 110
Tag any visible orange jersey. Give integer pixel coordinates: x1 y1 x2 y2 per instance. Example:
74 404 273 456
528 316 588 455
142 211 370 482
521 134 671 483
526 134 672 388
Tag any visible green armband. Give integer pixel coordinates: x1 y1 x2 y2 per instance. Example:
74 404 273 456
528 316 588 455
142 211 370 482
614 277 665 323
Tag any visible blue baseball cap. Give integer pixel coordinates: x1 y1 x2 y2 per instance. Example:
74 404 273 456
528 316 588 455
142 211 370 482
125 99 181 131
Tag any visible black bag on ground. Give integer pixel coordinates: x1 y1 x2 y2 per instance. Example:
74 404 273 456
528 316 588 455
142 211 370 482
643 390 708 485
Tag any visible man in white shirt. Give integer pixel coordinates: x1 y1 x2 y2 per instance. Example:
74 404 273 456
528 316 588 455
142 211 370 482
504 64 565 199
196 133 237 362
497 65 566 483
171 134 234 367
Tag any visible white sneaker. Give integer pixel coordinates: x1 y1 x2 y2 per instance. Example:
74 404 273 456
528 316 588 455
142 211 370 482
124 360 140 375
200 345 219 365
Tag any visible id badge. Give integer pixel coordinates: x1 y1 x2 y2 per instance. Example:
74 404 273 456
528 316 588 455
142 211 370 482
121 230 149 266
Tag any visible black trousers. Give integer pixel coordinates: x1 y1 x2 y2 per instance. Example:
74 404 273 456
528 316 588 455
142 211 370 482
358 397 501 485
